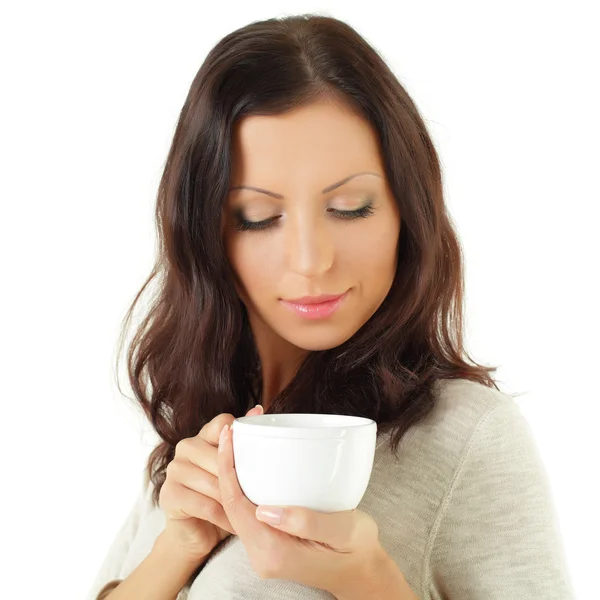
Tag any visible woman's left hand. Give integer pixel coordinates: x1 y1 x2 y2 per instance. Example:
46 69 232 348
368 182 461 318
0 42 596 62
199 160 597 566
216 424 414 599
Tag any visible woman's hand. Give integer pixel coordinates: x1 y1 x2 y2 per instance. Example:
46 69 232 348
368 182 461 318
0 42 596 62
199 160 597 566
158 404 264 564
216 423 416 599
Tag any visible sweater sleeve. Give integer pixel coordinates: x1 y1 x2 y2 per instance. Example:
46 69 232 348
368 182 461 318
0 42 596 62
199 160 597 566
427 400 576 599
85 469 152 600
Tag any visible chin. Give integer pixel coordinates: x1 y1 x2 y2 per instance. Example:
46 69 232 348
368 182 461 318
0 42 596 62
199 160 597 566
282 326 358 352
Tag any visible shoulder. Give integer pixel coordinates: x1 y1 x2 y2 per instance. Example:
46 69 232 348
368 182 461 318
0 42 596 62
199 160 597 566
422 381 575 598
417 378 556 536
373 377 540 518
431 378 540 474
381 378 526 466
431 378 548 497
429 377 520 436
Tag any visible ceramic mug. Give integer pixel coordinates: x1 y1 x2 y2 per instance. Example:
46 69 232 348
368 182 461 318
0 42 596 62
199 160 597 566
231 413 377 512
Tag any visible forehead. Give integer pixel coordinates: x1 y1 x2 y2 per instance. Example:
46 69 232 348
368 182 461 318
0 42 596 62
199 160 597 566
229 99 383 182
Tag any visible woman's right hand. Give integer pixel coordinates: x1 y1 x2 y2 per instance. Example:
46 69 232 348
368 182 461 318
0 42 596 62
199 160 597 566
158 403 264 564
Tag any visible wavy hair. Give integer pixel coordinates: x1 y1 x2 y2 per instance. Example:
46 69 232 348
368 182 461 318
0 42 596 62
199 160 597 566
115 13 502 506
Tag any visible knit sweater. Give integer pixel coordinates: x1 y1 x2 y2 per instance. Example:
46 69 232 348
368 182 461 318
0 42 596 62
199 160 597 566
86 378 575 599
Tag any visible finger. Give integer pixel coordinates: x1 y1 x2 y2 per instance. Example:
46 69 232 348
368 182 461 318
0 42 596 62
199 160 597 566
181 406 263 476
246 404 264 417
255 505 374 551
177 437 219 478
171 482 236 535
217 424 264 539
198 413 236 446
197 403 263 447
169 459 222 504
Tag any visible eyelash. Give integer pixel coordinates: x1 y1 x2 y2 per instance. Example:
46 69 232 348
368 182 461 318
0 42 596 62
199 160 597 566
234 202 375 232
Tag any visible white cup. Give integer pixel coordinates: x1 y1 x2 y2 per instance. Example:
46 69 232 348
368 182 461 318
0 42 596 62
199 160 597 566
231 413 377 512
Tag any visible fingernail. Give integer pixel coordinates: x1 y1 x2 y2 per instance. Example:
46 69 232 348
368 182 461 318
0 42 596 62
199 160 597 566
256 506 284 525
219 424 229 450
255 404 264 414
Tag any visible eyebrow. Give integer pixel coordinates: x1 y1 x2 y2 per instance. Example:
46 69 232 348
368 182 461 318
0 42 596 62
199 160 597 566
228 171 382 199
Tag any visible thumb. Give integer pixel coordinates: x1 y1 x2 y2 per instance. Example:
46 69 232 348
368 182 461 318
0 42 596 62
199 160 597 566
256 506 375 551
245 403 264 417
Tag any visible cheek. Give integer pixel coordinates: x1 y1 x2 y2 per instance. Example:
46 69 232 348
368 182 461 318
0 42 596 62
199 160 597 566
336 218 399 276
228 236 282 296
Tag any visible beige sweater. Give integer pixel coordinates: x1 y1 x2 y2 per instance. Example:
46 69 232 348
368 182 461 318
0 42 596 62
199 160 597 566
86 379 575 599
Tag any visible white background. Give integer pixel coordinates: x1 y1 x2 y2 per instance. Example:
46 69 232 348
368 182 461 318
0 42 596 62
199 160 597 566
1 1 597 598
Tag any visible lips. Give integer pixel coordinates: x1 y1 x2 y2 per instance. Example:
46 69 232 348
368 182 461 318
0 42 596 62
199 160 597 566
279 290 350 320
283 293 346 305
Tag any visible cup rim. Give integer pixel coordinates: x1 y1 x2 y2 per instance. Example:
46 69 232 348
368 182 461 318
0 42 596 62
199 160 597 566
232 413 377 439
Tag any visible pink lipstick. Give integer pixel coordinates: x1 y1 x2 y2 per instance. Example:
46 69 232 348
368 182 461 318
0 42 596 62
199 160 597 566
280 290 350 320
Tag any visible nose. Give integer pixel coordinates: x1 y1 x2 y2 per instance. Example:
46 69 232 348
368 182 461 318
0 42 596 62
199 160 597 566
284 211 334 278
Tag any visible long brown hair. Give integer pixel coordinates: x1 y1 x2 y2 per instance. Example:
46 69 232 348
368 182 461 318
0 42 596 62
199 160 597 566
115 14 502 506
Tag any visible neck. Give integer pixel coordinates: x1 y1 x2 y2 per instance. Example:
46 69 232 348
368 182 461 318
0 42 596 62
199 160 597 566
244 310 309 412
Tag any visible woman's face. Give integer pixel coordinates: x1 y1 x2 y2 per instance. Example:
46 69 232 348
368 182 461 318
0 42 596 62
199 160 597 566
222 98 401 351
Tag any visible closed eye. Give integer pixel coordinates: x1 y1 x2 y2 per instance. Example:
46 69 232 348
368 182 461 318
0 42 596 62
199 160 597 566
234 203 375 232
328 205 375 220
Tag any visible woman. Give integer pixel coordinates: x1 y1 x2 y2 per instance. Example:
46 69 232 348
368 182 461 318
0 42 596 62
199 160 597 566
87 13 575 600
